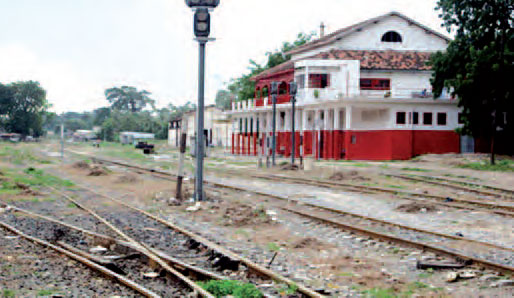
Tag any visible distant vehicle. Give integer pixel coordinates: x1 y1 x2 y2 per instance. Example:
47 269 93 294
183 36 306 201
119 132 155 145
135 142 155 154
0 133 21 142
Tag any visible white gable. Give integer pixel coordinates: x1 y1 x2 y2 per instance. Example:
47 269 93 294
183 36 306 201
293 15 449 60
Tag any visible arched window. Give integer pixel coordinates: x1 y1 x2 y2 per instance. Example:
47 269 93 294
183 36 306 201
255 87 261 99
381 31 402 43
262 86 269 98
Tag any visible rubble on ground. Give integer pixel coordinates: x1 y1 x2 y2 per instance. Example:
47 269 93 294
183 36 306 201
395 202 439 213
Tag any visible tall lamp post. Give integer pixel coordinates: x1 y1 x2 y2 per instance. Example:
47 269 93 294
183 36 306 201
185 0 219 201
270 82 279 166
289 82 298 165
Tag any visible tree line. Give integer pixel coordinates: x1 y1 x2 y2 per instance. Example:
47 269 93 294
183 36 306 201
46 86 197 141
0 82 196 142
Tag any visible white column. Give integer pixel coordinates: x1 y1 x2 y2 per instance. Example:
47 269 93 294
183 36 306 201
324 109 330 130
285 110 291 131
345 106 352 130
296 109 302 132
305 66 309 92
266 112 272 132
302 110 308 131
314 110 321 130
334 108 340 130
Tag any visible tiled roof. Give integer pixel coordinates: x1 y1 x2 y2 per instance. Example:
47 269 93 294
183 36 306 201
251 61 295 81
314 49 433 71
251 50 433 81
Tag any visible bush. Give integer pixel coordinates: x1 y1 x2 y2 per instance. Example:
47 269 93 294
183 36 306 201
198 280 262 298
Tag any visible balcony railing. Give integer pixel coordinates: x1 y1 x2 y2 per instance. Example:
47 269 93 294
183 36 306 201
230 88 454 111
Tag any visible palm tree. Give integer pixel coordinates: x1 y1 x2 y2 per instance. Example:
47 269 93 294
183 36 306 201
105 86 155 113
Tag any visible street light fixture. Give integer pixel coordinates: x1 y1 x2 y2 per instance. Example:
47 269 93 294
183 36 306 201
185 0 220 8
185 0 219 202
289 82 298 165
270 82 280 166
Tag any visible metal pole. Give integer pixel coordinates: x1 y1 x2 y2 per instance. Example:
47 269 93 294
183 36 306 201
272 94 277 166
291 96 296 165
195 40 206 202
60 122 64 160
176 132 187 202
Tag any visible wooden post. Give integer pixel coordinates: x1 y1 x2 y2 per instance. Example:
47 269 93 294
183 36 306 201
176 133 187 201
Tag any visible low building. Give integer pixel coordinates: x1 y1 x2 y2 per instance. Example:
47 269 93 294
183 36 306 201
120 132 155 145
72 130 97 142
168 105 233 149
229 11 463 161
0 133 21 142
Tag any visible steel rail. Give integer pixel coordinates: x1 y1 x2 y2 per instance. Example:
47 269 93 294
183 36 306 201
63 151 514 275
44 185 215 298
2 203 226 282
389 174 514 199
75 183 325 298
0 220 161 298
65 153 514 252
249 173 514 215
280 206 514 275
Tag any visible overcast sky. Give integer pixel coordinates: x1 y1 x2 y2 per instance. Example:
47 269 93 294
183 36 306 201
0 0 450 113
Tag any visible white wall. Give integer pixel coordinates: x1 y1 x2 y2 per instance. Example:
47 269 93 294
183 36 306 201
348 103 460 131
294 15 448 60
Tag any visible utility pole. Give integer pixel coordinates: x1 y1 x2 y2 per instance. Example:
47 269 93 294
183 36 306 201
270 82 279 166
60 121 64 160
185 0 219 201
289 82 298 165
195 39 206 201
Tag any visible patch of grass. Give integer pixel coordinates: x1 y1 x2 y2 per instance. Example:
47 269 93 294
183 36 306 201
66 202 77 208
2 289 15 297
0 145 52 165
400 167 431 172
337 272 355 277
458 160 514 172
278 283 298 296
234 229 250 237
384 184 407 189
266 242 281 252
198 280 262 298
417 270 433 279
37 289 61 296
22 168 75 188
361 287 396 298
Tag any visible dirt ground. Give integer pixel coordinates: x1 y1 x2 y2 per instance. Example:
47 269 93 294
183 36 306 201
1 141 513 297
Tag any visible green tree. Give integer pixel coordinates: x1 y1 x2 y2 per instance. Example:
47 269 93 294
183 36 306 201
215 89 232 110
92 107 111 126
105 86 156 112
0 81 48 137
430 0 514 162
223 32 315 102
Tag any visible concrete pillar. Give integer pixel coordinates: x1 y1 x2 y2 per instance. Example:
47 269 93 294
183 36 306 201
314 110 321 130
305 66 309 92
285 110 291 131
324 109 330 130
345 106 352 130
334 108 340 130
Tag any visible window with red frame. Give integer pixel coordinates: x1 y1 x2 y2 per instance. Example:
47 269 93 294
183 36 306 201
309 74 330 88
360 78 391 90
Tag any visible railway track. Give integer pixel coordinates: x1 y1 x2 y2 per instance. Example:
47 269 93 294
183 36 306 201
65 149 514 216
388 173 514 200
240 172 514 216
0 218 162 297
61 151 513 276
3 165 323 297
0 207 189 297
